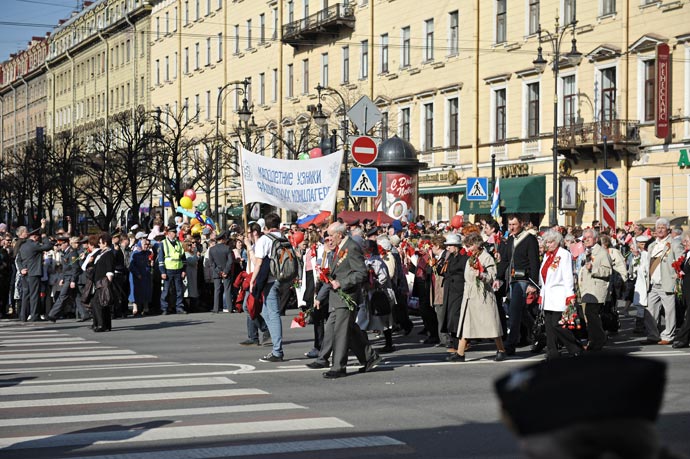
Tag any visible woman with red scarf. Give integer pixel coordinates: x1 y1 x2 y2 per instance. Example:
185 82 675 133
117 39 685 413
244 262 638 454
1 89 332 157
539 229 582 359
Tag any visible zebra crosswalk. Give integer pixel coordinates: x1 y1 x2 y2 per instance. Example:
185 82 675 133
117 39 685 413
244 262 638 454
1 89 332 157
0 323 404 458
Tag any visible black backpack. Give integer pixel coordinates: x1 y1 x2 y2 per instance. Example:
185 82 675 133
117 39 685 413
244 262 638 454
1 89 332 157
265 234 299 283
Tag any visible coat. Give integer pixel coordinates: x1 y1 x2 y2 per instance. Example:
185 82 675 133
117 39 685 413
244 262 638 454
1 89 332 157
328 236 367 311
539 247 575 312
633 251 649 307
18 237 54 277
457 249 502 339
358 255 394 331
441 251 468 334
185 252 200 298
128 247 153 305
579 243 612 304
647 236 683 292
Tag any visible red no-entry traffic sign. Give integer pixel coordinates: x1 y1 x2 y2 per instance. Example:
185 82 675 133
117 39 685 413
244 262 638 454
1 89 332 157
351 136 378 166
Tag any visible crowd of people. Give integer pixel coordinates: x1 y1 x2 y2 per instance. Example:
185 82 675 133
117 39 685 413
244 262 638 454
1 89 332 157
1 211 689 376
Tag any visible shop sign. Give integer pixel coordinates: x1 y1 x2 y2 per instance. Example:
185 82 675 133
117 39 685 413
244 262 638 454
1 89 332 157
656 43 670 139
499 163 530 178
679 149 690 168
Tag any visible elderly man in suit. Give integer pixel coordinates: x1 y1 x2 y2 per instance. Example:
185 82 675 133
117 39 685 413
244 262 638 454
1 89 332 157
208 231 234 313
578 228 612 351
17 221 55 322
644 218 683 345
307 221 381 379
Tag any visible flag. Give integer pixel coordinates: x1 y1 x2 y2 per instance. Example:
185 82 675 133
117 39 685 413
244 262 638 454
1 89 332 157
490 178 500 219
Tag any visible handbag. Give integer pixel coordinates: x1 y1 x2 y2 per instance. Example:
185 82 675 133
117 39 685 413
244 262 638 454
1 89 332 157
80 278 95 305
369 289 392 316
95 278 113 307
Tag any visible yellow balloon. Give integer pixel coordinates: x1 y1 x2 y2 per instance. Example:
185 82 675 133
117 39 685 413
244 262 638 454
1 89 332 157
191 223 203 235
180 196 193 209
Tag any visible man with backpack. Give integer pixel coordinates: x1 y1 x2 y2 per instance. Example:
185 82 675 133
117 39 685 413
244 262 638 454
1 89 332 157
251 213 299 362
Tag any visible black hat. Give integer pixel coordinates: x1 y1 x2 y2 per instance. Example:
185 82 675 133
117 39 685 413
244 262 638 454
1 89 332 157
165 226 177 233
216 231 228 241
494 354 666 437
28 228 41 236
111 232 122 239
56 235 70 242
78 236 89 243
348 219 360 227
366 226 380 238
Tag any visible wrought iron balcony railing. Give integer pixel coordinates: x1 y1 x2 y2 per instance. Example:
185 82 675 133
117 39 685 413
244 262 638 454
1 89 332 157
557 119 641 150
282 3 355 46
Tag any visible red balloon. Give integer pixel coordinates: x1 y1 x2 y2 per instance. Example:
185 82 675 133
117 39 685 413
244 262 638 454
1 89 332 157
183 189 197 201
309 147 323 158
451 215 463 229
292 231 305 246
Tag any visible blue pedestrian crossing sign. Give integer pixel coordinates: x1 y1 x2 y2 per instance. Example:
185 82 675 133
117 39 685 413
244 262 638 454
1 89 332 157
466 177 489 201
597 170 619 196
350 167 378 198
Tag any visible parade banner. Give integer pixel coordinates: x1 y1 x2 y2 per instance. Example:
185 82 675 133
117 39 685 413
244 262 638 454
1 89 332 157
240 148 344 216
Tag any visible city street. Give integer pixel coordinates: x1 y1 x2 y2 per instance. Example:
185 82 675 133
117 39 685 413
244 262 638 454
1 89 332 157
1 310 689 459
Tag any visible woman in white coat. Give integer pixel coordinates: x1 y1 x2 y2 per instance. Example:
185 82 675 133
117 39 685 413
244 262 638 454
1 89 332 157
539 230 582 359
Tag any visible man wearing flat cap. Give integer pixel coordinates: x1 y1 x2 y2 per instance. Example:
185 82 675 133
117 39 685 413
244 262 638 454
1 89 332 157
17 219 54 321
159 226 187 315
47 236 82 323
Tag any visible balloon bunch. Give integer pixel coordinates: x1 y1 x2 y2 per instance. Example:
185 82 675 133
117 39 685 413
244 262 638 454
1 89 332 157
297 147 323 160
175 188 216 235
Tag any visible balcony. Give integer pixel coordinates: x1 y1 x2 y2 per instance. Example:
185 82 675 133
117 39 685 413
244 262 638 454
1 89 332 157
556 119 641 163
282 3 355 48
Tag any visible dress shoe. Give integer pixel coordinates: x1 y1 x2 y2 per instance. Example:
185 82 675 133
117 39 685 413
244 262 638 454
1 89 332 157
672 341 689 349
161 310 169 315
378 345 396 354
423 337 441 345
446 353 465 362
358 353 382 374
640 338 660 345
495 351 507 362
403 325 413 336
239 339 260 346
47 316 56 323
177 310 188 314
504 347 516 356
305 348 320 358
306 361 329 369
322 370 346 379
658 340 672 345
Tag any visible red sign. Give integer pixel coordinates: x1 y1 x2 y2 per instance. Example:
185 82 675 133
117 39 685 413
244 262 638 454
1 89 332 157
375 172 418 220
656 43 670 139
351 136 378 165
601 196 616 232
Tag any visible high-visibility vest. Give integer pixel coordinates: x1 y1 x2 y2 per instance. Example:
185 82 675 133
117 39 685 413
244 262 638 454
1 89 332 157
163 238 184 271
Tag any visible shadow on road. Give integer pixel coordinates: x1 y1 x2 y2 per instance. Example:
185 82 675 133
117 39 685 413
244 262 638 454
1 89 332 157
113 320 213 331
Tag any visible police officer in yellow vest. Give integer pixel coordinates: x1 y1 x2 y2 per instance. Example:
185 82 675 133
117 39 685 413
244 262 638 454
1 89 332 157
158 226 187 315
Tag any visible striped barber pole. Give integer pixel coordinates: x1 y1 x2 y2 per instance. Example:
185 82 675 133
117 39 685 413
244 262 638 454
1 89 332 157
601 196 616 231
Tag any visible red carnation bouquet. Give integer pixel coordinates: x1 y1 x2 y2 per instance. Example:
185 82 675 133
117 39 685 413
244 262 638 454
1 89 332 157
315 265 356 311
467 250 485 288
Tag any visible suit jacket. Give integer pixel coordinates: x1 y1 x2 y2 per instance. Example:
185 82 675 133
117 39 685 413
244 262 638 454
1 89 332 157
328 236 367 310
209 243 234 280
505 230 540 285
60 247 82 284
18 237 55 277
539 247 575 312
579 243 612 303
647 236 683 292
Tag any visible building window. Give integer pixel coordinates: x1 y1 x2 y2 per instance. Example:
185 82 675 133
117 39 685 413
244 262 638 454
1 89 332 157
234 25 240 54
206 38 211 65
495 88 506 142
206 90 211 120
302 59 309 94
194 42 200 69
563 0 576 25
206 0 211 16
360 40 368 79
195 94 200 119
173 7 178 31
195 0 200 20
165 11 169 34
448 97 458 147
449 11 459 56
173 52 178 79
288 1 294 23
321 53 329 86
272 68 278 102
401 107 410 142
342 46 350 83
184 1 189 25
424 103 434 150
424 19 434 61
528 0 539 35
644 60 655 122
601 67 616 123
602 0 616 16
259 72 265 105
218 33 223 61
246 19 252 49
156 16 160 39
259 13 266 44
380 34 389 73
126 39 131 62
496 0 507 44
401 26 411 67
287 63 294 98
646 178 661 217
527 82 540 138
272 8 278 40
303 0 309 18
184 47 189 74
184 97 189 123
164 56 169 81
562 75 576 127
381 112 389 140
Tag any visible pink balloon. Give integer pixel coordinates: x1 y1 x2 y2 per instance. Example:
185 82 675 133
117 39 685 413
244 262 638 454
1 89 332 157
309 147 323 159
292 231 305 246
183 189 197 201
451 215 463 229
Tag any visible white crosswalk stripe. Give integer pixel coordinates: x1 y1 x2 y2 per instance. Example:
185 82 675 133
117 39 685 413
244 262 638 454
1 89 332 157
0 324 401 457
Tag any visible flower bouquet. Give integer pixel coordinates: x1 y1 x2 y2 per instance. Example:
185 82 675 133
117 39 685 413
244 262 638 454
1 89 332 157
467 250 485 288
558 302 582 330
315 265 357 311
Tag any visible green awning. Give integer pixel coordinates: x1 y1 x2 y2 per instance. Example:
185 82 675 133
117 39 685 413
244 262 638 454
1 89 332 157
418 185 466 195
226 206 244 217
459 175 546 215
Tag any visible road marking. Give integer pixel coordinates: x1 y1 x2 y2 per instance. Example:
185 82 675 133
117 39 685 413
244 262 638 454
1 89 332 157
0 346 117 354
0 361 176 373
0 354 158 365
0 337 87 344
0 403 306 427
0 388 268 409
0 370 245 386
0 417 353 450
0 376 235 395
0 340 102 347
65 436 404 459
0 349 138 359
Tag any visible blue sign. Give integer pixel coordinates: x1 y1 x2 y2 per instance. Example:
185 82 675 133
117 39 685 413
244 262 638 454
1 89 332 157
350 167 378 198
597 170 618 196
466 177 489 201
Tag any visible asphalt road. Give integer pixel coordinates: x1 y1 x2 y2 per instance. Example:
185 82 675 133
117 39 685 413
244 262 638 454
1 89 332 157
1 309 689 459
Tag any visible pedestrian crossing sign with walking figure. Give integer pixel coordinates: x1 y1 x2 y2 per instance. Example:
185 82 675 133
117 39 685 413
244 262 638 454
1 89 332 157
350 167 379 198
466 177 489 201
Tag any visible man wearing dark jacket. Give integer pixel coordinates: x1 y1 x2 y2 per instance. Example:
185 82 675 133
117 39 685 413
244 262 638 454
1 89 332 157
48 236 81 322
503 215 540 355
18 221 55 321
208 231 234 313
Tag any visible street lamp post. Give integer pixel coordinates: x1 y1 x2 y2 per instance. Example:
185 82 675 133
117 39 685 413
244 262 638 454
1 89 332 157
533 16 582 227
312 84 350 211
215 78 252 231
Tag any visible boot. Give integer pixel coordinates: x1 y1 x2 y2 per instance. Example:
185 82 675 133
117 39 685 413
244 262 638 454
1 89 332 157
379 329 396 353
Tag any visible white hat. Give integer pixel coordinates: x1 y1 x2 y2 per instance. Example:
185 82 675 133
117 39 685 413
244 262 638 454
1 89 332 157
135 231 147 240
377 237 392 251
444 233 462 246
635 235 650 243
389 235 401 247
